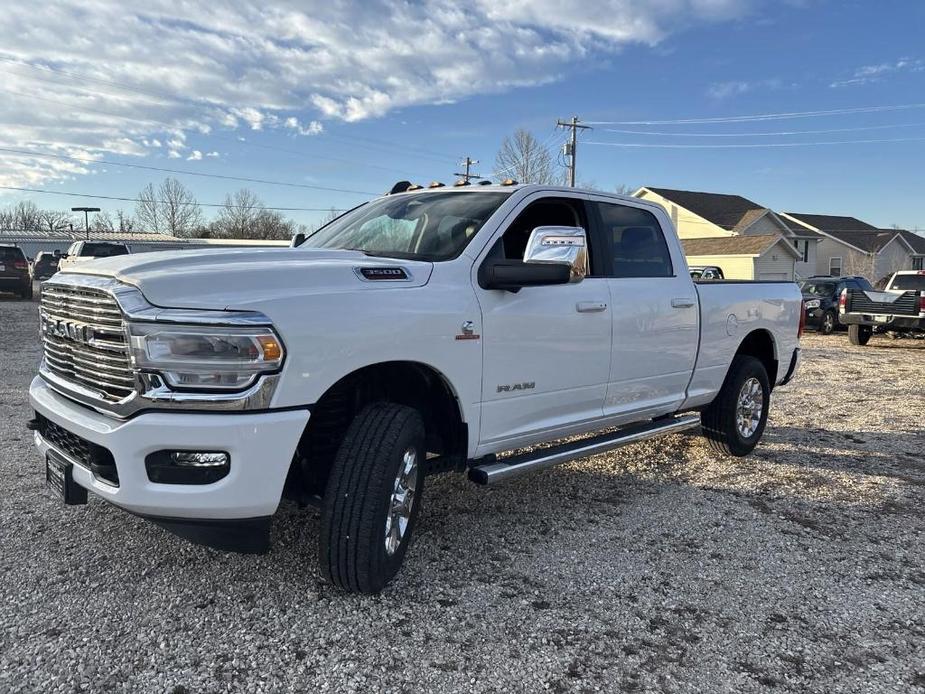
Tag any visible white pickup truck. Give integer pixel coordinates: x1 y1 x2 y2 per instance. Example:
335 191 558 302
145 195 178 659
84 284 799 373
29 184 803 593
57 240 130 273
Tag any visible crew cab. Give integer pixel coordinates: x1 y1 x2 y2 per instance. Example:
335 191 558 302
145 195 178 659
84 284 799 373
57 241 130 272
839 270 925 344
29 184 802 593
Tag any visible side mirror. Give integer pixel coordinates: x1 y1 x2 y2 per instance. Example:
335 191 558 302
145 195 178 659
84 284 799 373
479 259 571 292
291 232 306 247
523 226 588 283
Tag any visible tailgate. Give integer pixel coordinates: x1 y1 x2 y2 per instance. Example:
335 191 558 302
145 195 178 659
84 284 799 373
846 289 920 316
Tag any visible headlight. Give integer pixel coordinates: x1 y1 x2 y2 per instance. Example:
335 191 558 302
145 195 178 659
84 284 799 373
128 323 284 390
805 299 821 309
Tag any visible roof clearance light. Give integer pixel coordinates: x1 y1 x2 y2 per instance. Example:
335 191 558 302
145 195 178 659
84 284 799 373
453 179 471 187
406 184 423 191
501 179 519 186
428 181 446 188
478 180 493 186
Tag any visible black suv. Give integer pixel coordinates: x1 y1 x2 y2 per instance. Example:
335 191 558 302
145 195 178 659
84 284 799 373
799 275 872 334
31 251 60 281
0 244 33 299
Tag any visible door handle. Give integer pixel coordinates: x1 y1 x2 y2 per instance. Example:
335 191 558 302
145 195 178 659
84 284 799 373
671 298 696 308
576 301 608 313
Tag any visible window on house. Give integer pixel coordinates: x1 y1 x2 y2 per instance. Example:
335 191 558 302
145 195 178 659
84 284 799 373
913 257 924 270
829 256 842 276
800 240 809 263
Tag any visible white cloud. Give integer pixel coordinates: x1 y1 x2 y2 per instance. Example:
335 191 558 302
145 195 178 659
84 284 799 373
831 58 924 88
186 150 203 161
284 117 323 136
0 0 763 186
206 151 220 158
707 78 783 99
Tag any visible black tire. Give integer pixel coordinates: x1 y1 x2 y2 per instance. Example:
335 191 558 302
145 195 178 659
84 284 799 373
320 402 425 594
23 284 34 301
701 355 770 457
848 324 872 346
819 310 836 335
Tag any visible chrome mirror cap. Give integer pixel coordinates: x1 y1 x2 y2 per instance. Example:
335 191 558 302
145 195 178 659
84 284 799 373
523 226 588 283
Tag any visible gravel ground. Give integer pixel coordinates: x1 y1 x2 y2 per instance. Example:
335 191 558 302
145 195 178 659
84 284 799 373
1 290 923 693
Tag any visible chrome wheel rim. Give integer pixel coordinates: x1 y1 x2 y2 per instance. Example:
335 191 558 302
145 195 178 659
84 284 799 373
823 314 834 331
384 447 418 556
736 377 764 439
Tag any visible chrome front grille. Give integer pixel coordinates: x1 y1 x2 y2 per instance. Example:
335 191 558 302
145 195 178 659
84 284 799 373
40 283 135 401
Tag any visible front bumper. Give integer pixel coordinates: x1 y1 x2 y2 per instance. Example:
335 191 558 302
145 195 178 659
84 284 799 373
29 376 310 522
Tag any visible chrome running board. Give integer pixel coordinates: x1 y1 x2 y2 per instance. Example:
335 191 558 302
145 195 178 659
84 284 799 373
468 414 701 485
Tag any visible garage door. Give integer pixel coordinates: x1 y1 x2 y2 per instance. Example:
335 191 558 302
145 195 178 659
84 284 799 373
758 272 788 281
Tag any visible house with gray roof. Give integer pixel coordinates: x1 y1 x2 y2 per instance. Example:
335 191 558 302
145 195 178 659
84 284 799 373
781 213 925 283
634 187 820 280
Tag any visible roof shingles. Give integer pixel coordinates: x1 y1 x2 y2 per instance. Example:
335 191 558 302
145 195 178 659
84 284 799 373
681 234 792 257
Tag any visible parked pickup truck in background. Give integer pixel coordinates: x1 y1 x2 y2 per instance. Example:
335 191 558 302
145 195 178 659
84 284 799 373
29 184 803 593
57 241 130 273
839 270 925 344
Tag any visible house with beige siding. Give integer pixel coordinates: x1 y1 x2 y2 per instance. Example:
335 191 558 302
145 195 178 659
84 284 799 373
634 187 820 280
681 235 801 281
781 213 925 284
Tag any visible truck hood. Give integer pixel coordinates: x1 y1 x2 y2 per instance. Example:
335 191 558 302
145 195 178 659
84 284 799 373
64 247 434 310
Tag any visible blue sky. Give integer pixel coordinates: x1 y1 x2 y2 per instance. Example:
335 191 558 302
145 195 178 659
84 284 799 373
1 0 924 231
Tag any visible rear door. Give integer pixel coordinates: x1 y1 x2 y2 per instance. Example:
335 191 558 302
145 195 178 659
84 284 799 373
587 196 699 418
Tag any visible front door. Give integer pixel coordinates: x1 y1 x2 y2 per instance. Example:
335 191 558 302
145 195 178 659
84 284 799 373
475 194 612 452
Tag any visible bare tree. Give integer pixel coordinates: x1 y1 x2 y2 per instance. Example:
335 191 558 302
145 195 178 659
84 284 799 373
37 209 73 232
494 129 558 184
116 210 136 233
91 210 115 232
11 201 43 230
134 178 202 236
614 184 637 196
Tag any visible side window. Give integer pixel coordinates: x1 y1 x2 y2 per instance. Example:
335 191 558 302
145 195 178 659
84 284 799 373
495 196 594 271
593 202 673 278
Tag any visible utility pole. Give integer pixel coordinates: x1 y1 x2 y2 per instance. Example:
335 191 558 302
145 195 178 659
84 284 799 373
454 157 483 184
556 116 591 187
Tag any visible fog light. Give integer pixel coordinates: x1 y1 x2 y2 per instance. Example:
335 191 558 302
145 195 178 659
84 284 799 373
145 450 230 485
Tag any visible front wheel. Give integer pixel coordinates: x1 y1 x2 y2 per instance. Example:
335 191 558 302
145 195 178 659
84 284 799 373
848 324 872 346
820 310 836 335
320 402 426 594
701 355 770 456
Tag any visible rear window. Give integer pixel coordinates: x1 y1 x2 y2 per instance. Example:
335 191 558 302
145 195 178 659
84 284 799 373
0 247 26 261
889 274 925 291
83 243 129 257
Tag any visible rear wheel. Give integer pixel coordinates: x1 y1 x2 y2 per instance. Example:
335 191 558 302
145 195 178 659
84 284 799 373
820 310 836 335
848 324 872 346
319 402 425 594
701 355 770 457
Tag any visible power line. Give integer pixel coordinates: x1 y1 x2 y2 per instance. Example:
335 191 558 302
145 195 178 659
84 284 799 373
599 122 925 137
585 103 925 126
0 146 379 195
585 137 925 149
0 185 348 212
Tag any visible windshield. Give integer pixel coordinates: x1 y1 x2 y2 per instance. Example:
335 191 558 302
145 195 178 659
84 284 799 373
889 274 925 291
84 243 129 257
301 191 511 261
799 281 836 296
